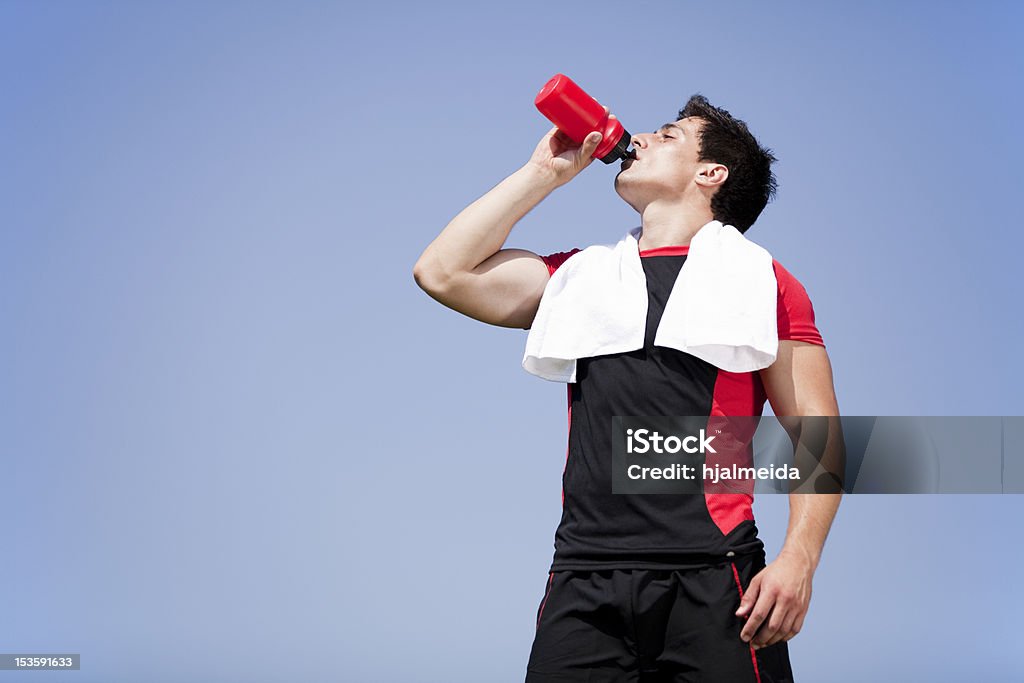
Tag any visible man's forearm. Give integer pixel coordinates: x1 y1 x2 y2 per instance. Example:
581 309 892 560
414 165 559 287
778 492 841 570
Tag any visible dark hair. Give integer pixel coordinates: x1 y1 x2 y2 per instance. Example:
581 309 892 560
678 94 778 233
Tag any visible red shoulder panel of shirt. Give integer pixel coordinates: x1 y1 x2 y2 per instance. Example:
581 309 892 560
539 248 825 347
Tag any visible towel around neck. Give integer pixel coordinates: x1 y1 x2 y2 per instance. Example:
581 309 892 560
522 219 779 382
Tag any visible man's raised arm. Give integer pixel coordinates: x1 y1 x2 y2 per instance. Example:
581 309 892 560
413 118 610 329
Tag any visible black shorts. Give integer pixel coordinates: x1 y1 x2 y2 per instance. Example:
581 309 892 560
526 552 794 682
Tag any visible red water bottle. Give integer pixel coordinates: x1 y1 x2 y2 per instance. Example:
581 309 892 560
534 74 635 164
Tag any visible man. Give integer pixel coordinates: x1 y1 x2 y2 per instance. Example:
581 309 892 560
413 94 841 682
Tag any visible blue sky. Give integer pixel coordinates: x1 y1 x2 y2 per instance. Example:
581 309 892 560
2 1 1022 681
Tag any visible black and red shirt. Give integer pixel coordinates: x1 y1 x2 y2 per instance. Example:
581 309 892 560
538 243 825 572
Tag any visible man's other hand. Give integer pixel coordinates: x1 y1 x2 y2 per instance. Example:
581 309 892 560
735 551 814 650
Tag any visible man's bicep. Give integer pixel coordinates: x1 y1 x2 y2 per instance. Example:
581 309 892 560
431 248 550 329
760 340 839 417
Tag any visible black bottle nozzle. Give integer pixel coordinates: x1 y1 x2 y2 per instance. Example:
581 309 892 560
624 148 637 160
598 128 634 164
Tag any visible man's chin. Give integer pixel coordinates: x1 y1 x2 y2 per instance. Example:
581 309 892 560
614 173 638 194
613 184 636 208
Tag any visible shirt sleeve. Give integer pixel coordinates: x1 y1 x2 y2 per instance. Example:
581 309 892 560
773 259 825 347
540 248 583 277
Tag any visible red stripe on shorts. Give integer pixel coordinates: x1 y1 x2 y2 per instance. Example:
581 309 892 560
536 572 555 630
731 561 763 683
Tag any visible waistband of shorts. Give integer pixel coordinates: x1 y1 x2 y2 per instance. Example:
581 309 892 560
549 546 766 573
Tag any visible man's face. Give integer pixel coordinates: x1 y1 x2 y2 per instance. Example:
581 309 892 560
614 116 706 210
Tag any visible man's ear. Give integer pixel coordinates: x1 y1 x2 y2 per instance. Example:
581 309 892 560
696 163 729 188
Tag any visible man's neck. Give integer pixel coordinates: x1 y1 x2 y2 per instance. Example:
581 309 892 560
636 202 715 250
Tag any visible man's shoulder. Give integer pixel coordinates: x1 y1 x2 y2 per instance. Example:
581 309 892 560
539 248 583 277
770 258 824 346
541 232 634 276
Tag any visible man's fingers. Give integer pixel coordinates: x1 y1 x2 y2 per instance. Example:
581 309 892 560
752 606 790 649
772 612 800 647
739 599 771 643
754 601 807 650
546 125 566 143
736 575 761 617
792 611 806 636
575 131 602 165
779 609 806 646
750 605 782 648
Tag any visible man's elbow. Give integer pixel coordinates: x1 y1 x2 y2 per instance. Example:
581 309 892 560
412 255 453 297
795 401 841 418
412 260 434 292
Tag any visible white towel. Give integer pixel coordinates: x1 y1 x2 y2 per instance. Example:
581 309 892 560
522 220 778 382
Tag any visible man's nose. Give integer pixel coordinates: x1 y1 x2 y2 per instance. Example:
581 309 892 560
630 133 649 149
